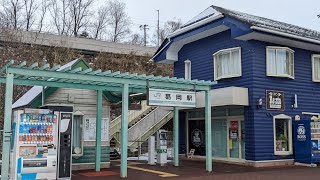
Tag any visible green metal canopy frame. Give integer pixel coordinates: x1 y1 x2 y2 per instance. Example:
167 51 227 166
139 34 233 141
0 60 215 179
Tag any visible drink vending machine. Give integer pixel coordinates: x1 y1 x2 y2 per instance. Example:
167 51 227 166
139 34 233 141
293 120 320 164
11 109 59 180
10 108 73 180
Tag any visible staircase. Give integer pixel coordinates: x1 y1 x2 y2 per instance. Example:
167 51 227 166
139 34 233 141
112 106 173 150
109 100 152 146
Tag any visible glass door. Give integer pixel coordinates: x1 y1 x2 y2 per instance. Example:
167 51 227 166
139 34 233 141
240 120 245 159
212 119 227 158
227 119 245 159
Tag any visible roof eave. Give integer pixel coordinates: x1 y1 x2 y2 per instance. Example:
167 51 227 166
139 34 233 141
152 14 225 61
251 26 320 45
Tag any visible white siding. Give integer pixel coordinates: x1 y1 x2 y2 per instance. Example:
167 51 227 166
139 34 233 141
45 88 110 146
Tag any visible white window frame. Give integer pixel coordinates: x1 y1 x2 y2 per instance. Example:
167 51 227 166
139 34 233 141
312 54 320 82
266 46 295 79
213 47 242 81
184 59 191 80
273 114 293 156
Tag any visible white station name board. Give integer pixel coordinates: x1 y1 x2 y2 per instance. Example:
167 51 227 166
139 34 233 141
148 88 196 107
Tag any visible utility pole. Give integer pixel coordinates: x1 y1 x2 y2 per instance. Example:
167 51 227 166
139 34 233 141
139 24 149 46
157 10 160 47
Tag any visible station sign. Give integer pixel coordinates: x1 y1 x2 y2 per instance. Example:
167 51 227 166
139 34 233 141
148 88 196 107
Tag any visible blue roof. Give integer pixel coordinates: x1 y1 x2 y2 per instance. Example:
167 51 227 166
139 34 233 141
153 6 320 62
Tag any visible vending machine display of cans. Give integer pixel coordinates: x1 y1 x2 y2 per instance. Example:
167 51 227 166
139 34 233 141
293 120 320 164
11 109 59 180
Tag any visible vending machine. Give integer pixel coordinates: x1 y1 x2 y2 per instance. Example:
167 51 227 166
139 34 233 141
11 108 59 180
293 120 320 164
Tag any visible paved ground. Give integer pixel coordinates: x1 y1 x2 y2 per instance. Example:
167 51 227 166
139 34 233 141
72 160 320 180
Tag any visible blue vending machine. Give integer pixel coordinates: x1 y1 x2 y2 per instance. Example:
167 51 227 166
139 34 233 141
293 120 320 164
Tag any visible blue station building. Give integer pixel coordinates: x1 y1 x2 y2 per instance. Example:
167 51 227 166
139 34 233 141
152 6 320 167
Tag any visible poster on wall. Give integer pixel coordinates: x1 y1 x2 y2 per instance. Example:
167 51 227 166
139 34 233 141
266 90 285 111
229 121 238 140
84 117 109 141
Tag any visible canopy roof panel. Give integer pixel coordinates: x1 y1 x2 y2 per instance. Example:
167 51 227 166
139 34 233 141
0 60 215 92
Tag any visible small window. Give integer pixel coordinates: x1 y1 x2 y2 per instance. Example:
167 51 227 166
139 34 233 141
273 114 293 156
213 47 241 81
267 47 294 79
72 115 84 156
312 55 320 82
184 60 191 80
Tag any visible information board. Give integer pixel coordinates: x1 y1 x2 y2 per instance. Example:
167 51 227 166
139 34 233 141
84 117 109 141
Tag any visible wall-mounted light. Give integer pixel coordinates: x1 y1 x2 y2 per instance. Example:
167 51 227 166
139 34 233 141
292 94 298 109
257 96 263 109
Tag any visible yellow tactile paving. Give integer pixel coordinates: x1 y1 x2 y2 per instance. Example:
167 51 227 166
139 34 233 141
127 165 179 178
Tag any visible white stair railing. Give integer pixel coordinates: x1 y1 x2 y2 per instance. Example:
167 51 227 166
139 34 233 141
110 100 151 137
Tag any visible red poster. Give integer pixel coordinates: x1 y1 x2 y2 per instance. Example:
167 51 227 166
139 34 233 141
231 121 238 130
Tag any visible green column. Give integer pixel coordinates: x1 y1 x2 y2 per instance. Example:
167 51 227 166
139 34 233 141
1 73 14 180
173 107 179 166
205 89 212 172
95 90 103 171
120 83 129 178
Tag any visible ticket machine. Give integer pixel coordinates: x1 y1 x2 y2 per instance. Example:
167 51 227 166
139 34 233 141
156 129 167 166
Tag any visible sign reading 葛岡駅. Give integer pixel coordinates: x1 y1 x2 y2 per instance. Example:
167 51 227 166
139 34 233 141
266 90 285 111
148 88 196 107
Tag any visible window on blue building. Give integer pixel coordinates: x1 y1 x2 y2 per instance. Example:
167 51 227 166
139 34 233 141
213 47 241 81
273 114 293 156
184 60 191 80
267 47 294 79
312 55 320 82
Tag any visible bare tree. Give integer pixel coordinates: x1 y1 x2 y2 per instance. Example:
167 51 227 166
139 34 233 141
2 0 23 29
106 0 131 42
129 33 144 46
152 18 183 45
69 0 94 37
91 6 108 39
49 0 71 35
37 0 50 32
23 0 39 31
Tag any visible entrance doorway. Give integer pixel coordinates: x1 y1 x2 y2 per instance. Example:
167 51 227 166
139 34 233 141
186 106 245 161
227 119 245 160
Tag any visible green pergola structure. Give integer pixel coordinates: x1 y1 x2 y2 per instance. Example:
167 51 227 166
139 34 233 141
0 60 215 179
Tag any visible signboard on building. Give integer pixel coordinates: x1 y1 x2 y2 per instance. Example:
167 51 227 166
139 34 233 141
266 90 285 111
148 88 196 107
129 100 142 110
84 117 109 141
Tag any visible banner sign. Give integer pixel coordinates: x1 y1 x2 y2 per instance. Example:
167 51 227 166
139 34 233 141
129 100 142 110
148 88 196 107
266 90 285 111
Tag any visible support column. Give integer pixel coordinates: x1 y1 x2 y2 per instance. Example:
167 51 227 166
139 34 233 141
120 84 129 178
1 73 14 180
95 90 103 171
205 89 212 172
173 107 179 166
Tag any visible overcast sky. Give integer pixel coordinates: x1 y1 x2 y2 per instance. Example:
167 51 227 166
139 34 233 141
115 0 320 35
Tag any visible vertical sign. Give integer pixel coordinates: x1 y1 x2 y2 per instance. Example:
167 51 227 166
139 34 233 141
266 90 285 111
58 112 73 179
